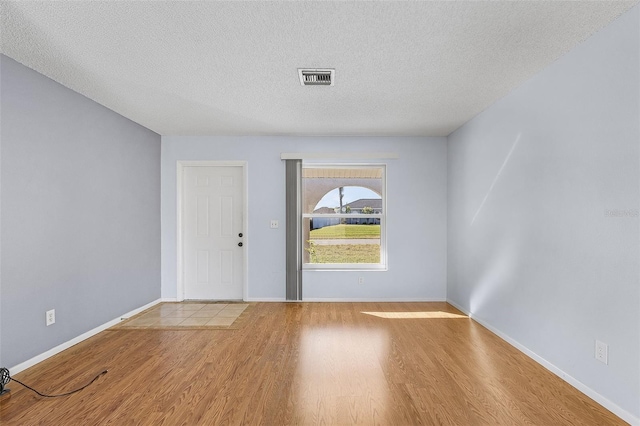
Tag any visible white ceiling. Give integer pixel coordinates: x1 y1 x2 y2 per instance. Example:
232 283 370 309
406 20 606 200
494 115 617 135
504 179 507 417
1 1 636 137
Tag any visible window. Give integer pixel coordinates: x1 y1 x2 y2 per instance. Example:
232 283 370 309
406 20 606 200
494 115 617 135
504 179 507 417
302 164 386 270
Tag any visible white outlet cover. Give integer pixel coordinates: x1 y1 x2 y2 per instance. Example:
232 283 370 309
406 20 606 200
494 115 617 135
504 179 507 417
46 309 55 326
270 220 279 229
595 340 608 364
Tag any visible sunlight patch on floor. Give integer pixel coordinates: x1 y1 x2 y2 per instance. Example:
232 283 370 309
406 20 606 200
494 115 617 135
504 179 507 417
361 311 468 319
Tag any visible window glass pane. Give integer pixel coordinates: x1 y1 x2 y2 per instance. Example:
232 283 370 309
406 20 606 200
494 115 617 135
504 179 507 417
305 219 382 264
302 167 383 215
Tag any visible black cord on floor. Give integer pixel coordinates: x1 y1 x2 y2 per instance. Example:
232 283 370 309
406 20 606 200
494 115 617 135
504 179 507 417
9 370 108 398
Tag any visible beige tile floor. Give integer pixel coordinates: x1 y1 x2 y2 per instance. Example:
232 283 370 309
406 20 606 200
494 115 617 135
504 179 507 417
120 303 249 328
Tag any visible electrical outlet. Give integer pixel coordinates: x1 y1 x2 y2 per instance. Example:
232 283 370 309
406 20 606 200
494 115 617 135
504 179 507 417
270 220 279 229
595 340 608 364
46 309 55 326
358 277 365 285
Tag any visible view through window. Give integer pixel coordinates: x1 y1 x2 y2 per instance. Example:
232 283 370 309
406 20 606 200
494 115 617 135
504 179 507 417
302 165 386 269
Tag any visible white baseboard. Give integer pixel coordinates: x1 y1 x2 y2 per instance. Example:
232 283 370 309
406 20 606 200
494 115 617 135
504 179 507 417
164 297 285 303
244 297 286 302
446 299 639 426
244 298 446 303
9 298 162 375
303 297 447 302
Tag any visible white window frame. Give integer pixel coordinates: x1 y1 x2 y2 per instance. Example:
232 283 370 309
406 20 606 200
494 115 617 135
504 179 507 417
301 163 387 271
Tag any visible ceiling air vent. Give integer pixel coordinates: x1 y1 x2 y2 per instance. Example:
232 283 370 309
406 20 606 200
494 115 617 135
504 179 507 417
298 69 334 86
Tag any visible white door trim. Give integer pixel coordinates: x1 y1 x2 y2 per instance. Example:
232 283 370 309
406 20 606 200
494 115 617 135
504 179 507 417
177 161 248 301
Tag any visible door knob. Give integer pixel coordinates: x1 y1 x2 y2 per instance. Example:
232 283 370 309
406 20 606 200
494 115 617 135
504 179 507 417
238 242 243 247
238 233 243 237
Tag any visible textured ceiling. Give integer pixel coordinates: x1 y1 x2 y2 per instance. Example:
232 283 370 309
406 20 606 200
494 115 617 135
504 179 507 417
1 1 636 136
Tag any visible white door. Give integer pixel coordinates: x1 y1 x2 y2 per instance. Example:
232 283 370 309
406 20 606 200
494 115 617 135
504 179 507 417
182 166 244 300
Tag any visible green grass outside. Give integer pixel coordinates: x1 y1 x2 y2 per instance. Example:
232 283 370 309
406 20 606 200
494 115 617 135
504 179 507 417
309 224 380 239
307 243 380 264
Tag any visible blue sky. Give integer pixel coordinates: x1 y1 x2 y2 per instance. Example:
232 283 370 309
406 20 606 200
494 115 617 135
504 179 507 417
315 186 381 210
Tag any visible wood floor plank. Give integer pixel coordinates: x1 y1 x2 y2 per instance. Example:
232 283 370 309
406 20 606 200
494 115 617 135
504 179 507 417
0 302 627 425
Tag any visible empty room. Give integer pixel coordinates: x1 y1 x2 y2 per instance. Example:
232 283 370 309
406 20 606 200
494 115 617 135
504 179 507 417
0 1 638 425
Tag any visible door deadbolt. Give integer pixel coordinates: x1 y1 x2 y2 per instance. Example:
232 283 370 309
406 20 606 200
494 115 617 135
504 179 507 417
238 233 243 237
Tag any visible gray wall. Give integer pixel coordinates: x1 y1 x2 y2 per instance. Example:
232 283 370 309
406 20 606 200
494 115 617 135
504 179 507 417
161 136 447 301
447 6 639 420
0 55 161 368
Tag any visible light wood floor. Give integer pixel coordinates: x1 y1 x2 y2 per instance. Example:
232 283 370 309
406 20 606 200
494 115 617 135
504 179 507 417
0 302 625 425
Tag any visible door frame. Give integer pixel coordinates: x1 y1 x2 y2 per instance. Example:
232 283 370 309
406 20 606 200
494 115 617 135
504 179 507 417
176 160 248 301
